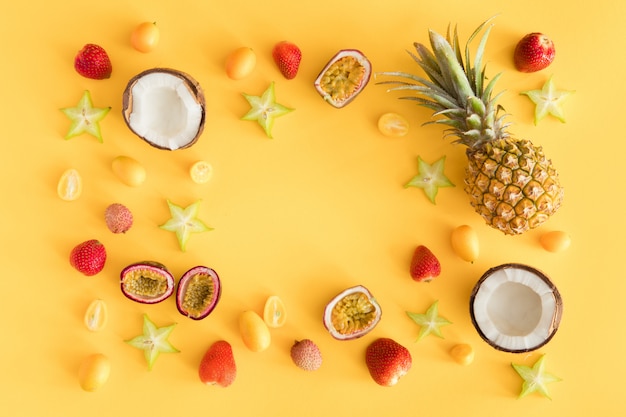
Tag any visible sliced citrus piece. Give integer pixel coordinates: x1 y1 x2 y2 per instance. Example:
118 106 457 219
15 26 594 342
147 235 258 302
378 112 409 137
189 160 213 184
84 299 108 332
57 168 83 201
263 295 287 328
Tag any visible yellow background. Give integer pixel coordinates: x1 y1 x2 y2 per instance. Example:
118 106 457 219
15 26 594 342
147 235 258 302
2 0 625 415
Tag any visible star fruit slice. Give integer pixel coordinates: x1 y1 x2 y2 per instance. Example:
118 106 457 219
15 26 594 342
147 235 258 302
511 354 562 399
60 90 111 142
520 76 575 125
159 199 212 252
125 314 180 371
406 300 452 341
405 155 455 204
241 81 293 138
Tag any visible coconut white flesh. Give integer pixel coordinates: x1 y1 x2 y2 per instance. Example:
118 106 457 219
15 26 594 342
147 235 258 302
128 72 203 150
472 267 559 352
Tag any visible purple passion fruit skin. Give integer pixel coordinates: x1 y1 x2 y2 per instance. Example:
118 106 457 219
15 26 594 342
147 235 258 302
176 266 221 320
323 285 382 340
314 49 372 108
120 261 175 304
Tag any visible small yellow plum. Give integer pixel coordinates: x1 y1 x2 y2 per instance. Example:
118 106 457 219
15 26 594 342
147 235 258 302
450 343 474 365
450 225 479 262
239 310 271 352
225 47 256 80
111 155 146 187
78 353 110 392
539 230 571 253
131 22 160 53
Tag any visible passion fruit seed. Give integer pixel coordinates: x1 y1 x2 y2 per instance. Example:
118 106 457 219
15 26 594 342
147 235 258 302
181 273 214 316
319 56 366 102
123 268 170 298
331 292 378 336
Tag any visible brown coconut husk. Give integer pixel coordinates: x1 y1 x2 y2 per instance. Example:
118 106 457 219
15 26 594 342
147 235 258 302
122 68 206 150
469 263 563 353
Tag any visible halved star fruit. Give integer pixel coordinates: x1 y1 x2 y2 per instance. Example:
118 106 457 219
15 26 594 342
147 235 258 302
57 168 83 201
122 68 206 150
241 82 293 138
120 261 175 304
405 155 455 204
314 49 372 108
176 266 221 320
125 314 179 371
470 263 563 353
263 295 287 328
60 90 110 142
323 285 382 340
159 199 212 252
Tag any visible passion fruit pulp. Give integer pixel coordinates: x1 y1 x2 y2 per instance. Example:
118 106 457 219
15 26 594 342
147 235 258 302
120 261 175 304
314 49 372 108
176 266 221 320
323 285 382 340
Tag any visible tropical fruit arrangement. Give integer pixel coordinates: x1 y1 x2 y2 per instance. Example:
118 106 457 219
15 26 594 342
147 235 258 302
59 18 573 399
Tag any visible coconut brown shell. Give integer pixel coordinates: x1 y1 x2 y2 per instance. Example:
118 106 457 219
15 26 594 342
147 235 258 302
469 263 563 353
122 68 206 150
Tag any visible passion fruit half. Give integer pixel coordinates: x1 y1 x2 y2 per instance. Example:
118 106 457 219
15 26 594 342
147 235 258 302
323 285 382 340
176 266 221 320
120 261 175 304
314 49 372 108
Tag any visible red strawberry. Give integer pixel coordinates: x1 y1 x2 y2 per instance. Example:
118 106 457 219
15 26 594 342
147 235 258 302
198 340 237 387
74 44 112 79
272 41 302 80
365 338 412 387
513 33 555 73
409 245 441 282
69 239 107 276
104 203 133 234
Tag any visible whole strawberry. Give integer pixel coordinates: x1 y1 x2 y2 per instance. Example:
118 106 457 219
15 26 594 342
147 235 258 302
105 203 133 233
513 33 555 73
74 44 112 79
272 41 302 80
69 239 107 276
409 245 441 282
365 338 412 387
198 340 237 387
290 339 322 371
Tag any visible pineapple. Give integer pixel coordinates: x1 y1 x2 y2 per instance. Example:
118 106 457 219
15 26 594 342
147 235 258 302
378 19 564 235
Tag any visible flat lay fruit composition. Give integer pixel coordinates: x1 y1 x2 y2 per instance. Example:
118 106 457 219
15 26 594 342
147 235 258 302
56 15 576 403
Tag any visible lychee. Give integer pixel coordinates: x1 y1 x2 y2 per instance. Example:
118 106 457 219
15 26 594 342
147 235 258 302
105 203 133 233
290 339 322 371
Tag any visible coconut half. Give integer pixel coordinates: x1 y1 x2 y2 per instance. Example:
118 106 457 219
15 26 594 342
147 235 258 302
122 68 205 150
469 263 563 353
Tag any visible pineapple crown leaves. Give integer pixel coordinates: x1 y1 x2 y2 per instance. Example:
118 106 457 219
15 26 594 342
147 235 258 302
376 17 511 147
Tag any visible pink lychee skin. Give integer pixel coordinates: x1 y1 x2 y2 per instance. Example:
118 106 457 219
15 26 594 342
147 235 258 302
105 203 133 233
290 339 322 371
